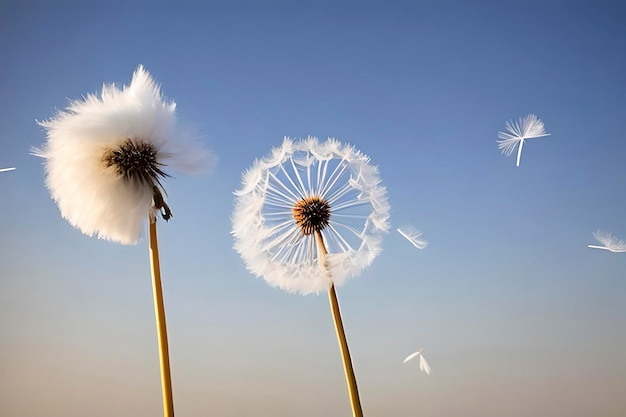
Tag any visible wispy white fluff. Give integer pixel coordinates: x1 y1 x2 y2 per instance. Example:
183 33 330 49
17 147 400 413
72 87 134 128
403 348 431 375
0 167 16 173
588 229 626 253
34 66 207 245
397 225 428 249
232 136 390 295
497 114 550 167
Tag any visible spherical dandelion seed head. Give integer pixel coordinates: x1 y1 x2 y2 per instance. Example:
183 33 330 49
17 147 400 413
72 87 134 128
293 196 331 236
232 136 390 295
33 65 205 244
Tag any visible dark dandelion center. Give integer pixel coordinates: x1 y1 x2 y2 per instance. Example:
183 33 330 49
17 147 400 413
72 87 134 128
103 138 173 221
103 138 168 186
293 196 331 236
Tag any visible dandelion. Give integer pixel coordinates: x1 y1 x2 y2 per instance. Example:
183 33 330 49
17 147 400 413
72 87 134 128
33 65 205 244
497 114 550 167
232 136 390 417
233 136 389 295
588 229 626 253
403 348 431 375
34 66 207 417
397 225 428 249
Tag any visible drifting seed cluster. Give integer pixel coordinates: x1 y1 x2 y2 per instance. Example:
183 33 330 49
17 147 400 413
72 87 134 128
292 196 331 235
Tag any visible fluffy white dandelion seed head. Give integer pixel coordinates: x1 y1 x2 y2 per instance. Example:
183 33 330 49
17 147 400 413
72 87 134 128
497 114 550 167
232 136 390 295
34 66 205 245
588 229 626 253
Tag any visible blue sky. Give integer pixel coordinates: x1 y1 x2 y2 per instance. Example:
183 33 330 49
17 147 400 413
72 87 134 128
1 1 625 416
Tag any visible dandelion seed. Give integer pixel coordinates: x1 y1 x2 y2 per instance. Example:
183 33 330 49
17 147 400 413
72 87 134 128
403 348 431 375
497 114 550 167
397 225 428 249
0 167 16 172
588 229 626 253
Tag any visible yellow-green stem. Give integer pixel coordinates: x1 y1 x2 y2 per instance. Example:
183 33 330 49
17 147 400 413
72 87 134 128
315 231 363 417
149 219 175 417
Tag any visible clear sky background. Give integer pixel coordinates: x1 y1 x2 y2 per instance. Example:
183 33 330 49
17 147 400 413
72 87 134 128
1 1 625 416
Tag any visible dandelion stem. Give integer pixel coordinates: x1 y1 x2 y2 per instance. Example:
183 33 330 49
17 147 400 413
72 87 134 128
149 220 175 417
315 231 363 417
516 139 524 167
587 245 611 251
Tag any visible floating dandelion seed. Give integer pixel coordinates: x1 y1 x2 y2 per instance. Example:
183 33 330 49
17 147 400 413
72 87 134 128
588 229 626 253
0 167 16 172
34 66 207 417
232 136 389 417
397 225 428 249
403 348 431 375
497 114 550 167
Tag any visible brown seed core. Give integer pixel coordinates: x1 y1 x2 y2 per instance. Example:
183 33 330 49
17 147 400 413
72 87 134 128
103 138 168 186
293 196 331 235
103 138 172 221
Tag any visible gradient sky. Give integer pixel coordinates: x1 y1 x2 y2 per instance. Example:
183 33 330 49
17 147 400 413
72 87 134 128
1 1 625 416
